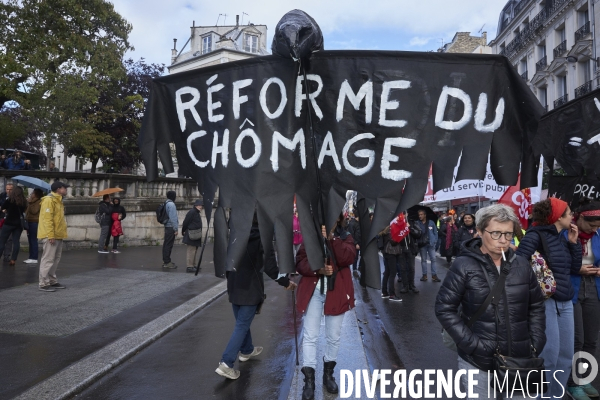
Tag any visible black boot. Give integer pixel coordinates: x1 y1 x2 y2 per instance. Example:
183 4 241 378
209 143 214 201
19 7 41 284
323 360 339 394
301 367 315 400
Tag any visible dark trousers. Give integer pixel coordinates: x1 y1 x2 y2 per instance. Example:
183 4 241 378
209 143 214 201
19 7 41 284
382 253 399 296
0 224 23 261
162 227 175 263
104 222 113 248
27 222 39 259
569 276 600 386
353 249 360 271
398 251 415 289
112 235 120 249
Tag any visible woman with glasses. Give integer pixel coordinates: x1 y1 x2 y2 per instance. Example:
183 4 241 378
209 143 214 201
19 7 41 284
436 204 545 399
516 197 581 399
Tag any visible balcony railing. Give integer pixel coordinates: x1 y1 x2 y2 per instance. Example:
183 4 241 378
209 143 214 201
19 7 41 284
575 80 593 98
553 40 567 58
520 70 528 80
536 55 547 71
575 21 591 42
554 94 569 108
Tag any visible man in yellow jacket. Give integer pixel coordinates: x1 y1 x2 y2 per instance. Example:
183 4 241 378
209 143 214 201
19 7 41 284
38 181 69 292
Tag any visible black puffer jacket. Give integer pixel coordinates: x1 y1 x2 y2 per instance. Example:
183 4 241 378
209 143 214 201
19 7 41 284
97 201 113 226
516 225 581 302
435 238 546 371
453 224 477 254
226 225 290 306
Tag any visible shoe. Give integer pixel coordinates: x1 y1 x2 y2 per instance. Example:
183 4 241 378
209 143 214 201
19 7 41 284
432 275 441 282
51 283 66 289
111 250 120 254
323 359 339 394
39 285 56 292
186 266 199 273
8 260 15 266
381 293 390 299
23 259 38 264
568 386 592 400
103 246 108 251
215 362 240 380
388 295 402 302
162 262 177 269
582 383 600 398
239 346 263 362
301 367 315 400
399 287 408 294
98 250 109 254
420 275 428 282
409 285 420 294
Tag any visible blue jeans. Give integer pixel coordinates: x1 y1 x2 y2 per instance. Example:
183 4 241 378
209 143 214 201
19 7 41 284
539 298 574 398
302 286 345 369
419 244 437 276
221 304 257 367
27 222 39 260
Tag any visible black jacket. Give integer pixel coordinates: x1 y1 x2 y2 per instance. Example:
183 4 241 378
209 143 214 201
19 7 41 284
435 238 546 371
1 199 26 227
111 202 126 220
516 225 582 302
226 225 290 306
453 224 477 254
98 201 113 226
348 218 361 245
182 208 202 247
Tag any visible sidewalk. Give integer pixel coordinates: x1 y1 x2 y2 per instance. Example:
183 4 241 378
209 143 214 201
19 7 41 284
0 244 225 400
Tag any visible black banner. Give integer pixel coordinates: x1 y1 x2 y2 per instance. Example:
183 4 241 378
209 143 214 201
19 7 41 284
139 51 543 276
548 175 600 207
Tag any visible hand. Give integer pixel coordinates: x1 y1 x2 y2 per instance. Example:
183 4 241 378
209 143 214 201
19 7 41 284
356 244 360 250
568 223 578 243
49 238 55 245
286 281 297 291
319 264 333 276
174 231 178 236
579 265 597 276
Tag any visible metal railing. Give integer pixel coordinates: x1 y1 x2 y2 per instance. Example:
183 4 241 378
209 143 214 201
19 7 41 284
553 40 567 58
521 70 528 80
554 93 569 108
575 21 591 42
574 80 593 98
536 55 547 71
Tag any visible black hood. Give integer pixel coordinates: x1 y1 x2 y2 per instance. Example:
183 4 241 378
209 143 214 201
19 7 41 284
459 237 516 265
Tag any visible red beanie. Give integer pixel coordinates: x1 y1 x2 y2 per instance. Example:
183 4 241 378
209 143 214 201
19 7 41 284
548 197 568 225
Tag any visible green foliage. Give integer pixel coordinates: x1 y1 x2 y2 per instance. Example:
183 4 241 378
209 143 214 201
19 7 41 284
0 108 26 152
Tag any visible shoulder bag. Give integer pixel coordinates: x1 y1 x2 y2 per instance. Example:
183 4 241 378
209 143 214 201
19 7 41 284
530 231 556 299
20 212 28 231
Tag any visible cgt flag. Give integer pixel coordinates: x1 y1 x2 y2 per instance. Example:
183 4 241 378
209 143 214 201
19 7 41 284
390 213 410 243
499 174 531 229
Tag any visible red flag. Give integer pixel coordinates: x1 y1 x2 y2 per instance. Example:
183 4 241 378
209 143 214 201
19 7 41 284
498 174 531 229
390 213 410 242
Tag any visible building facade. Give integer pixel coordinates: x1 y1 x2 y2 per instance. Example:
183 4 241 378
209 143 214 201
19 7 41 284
490 0 599 111
169 16 269 75
439 32 490 54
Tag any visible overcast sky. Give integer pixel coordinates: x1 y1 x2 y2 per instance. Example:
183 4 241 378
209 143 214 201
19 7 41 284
111 0 508 69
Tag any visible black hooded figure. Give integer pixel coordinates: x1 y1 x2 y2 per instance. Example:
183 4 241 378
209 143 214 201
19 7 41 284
182 199 203 270
109 198 127 253
162 191 178 269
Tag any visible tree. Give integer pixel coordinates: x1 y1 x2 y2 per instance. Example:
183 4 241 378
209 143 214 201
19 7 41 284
0 107 26 154
0 0 132 109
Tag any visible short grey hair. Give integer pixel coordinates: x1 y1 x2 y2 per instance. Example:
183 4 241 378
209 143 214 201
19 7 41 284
475 204 520 232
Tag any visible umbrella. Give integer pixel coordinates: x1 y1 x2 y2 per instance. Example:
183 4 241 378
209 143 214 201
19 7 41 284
92 187 124 197
11 175 51 192
407 205 438 224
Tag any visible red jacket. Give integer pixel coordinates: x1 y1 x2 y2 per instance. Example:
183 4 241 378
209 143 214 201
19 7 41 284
295 234 356 316
111 213 123 237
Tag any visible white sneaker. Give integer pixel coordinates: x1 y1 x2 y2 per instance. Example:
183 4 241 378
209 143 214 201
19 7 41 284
23 259 38 264
98 250 109 254
239 346 263 362
215 362 240 379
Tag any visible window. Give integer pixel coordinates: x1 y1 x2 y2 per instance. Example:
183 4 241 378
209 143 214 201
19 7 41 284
578 9 589 26
243 34 258 53
202 35 212 54
557 28 566 43
538 43 546 57
539 87 547 108
558 75 567 96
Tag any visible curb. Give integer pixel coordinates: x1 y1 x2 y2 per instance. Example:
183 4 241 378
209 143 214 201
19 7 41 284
15 281 228 400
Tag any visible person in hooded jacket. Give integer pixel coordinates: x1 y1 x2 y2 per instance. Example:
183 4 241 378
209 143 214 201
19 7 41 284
453 213 478 254
515 197 581 399
215 213 296 380
436 204 546 399
0 186 27 265
295 214 356 400
182 199 203 271
97 195 113 254
109 197 126 253
439 216 458 265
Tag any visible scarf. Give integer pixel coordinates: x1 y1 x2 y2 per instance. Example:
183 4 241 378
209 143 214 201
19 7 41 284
548 197 568 224
579 231 594 256
446 223 457 250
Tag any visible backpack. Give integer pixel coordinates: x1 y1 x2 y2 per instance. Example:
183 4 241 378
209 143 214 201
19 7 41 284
94 208 104 224
156 201 170 224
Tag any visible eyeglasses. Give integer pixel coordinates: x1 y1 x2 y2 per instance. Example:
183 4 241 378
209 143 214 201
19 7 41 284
484 230 514 240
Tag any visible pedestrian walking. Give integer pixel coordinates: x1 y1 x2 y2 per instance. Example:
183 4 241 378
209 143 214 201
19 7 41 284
516 197 581 399
453 213 477 255
109 197 126 253
439 216 458 265
436 204 546 399
379 225 402 301
162 190 178 269
38 181 69 292
565 199 600 400
215 213 296 380
0 185 27 265
415 208 440 282
0 182 13 262
182 199 203 271
23 188 44 264
295 214 356 400
97 194 113 254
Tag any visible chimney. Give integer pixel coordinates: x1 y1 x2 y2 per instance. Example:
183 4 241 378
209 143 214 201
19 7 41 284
171 38 178 64
236 15 239 26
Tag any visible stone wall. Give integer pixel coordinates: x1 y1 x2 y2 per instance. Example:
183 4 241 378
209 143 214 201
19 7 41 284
442 32 488 54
